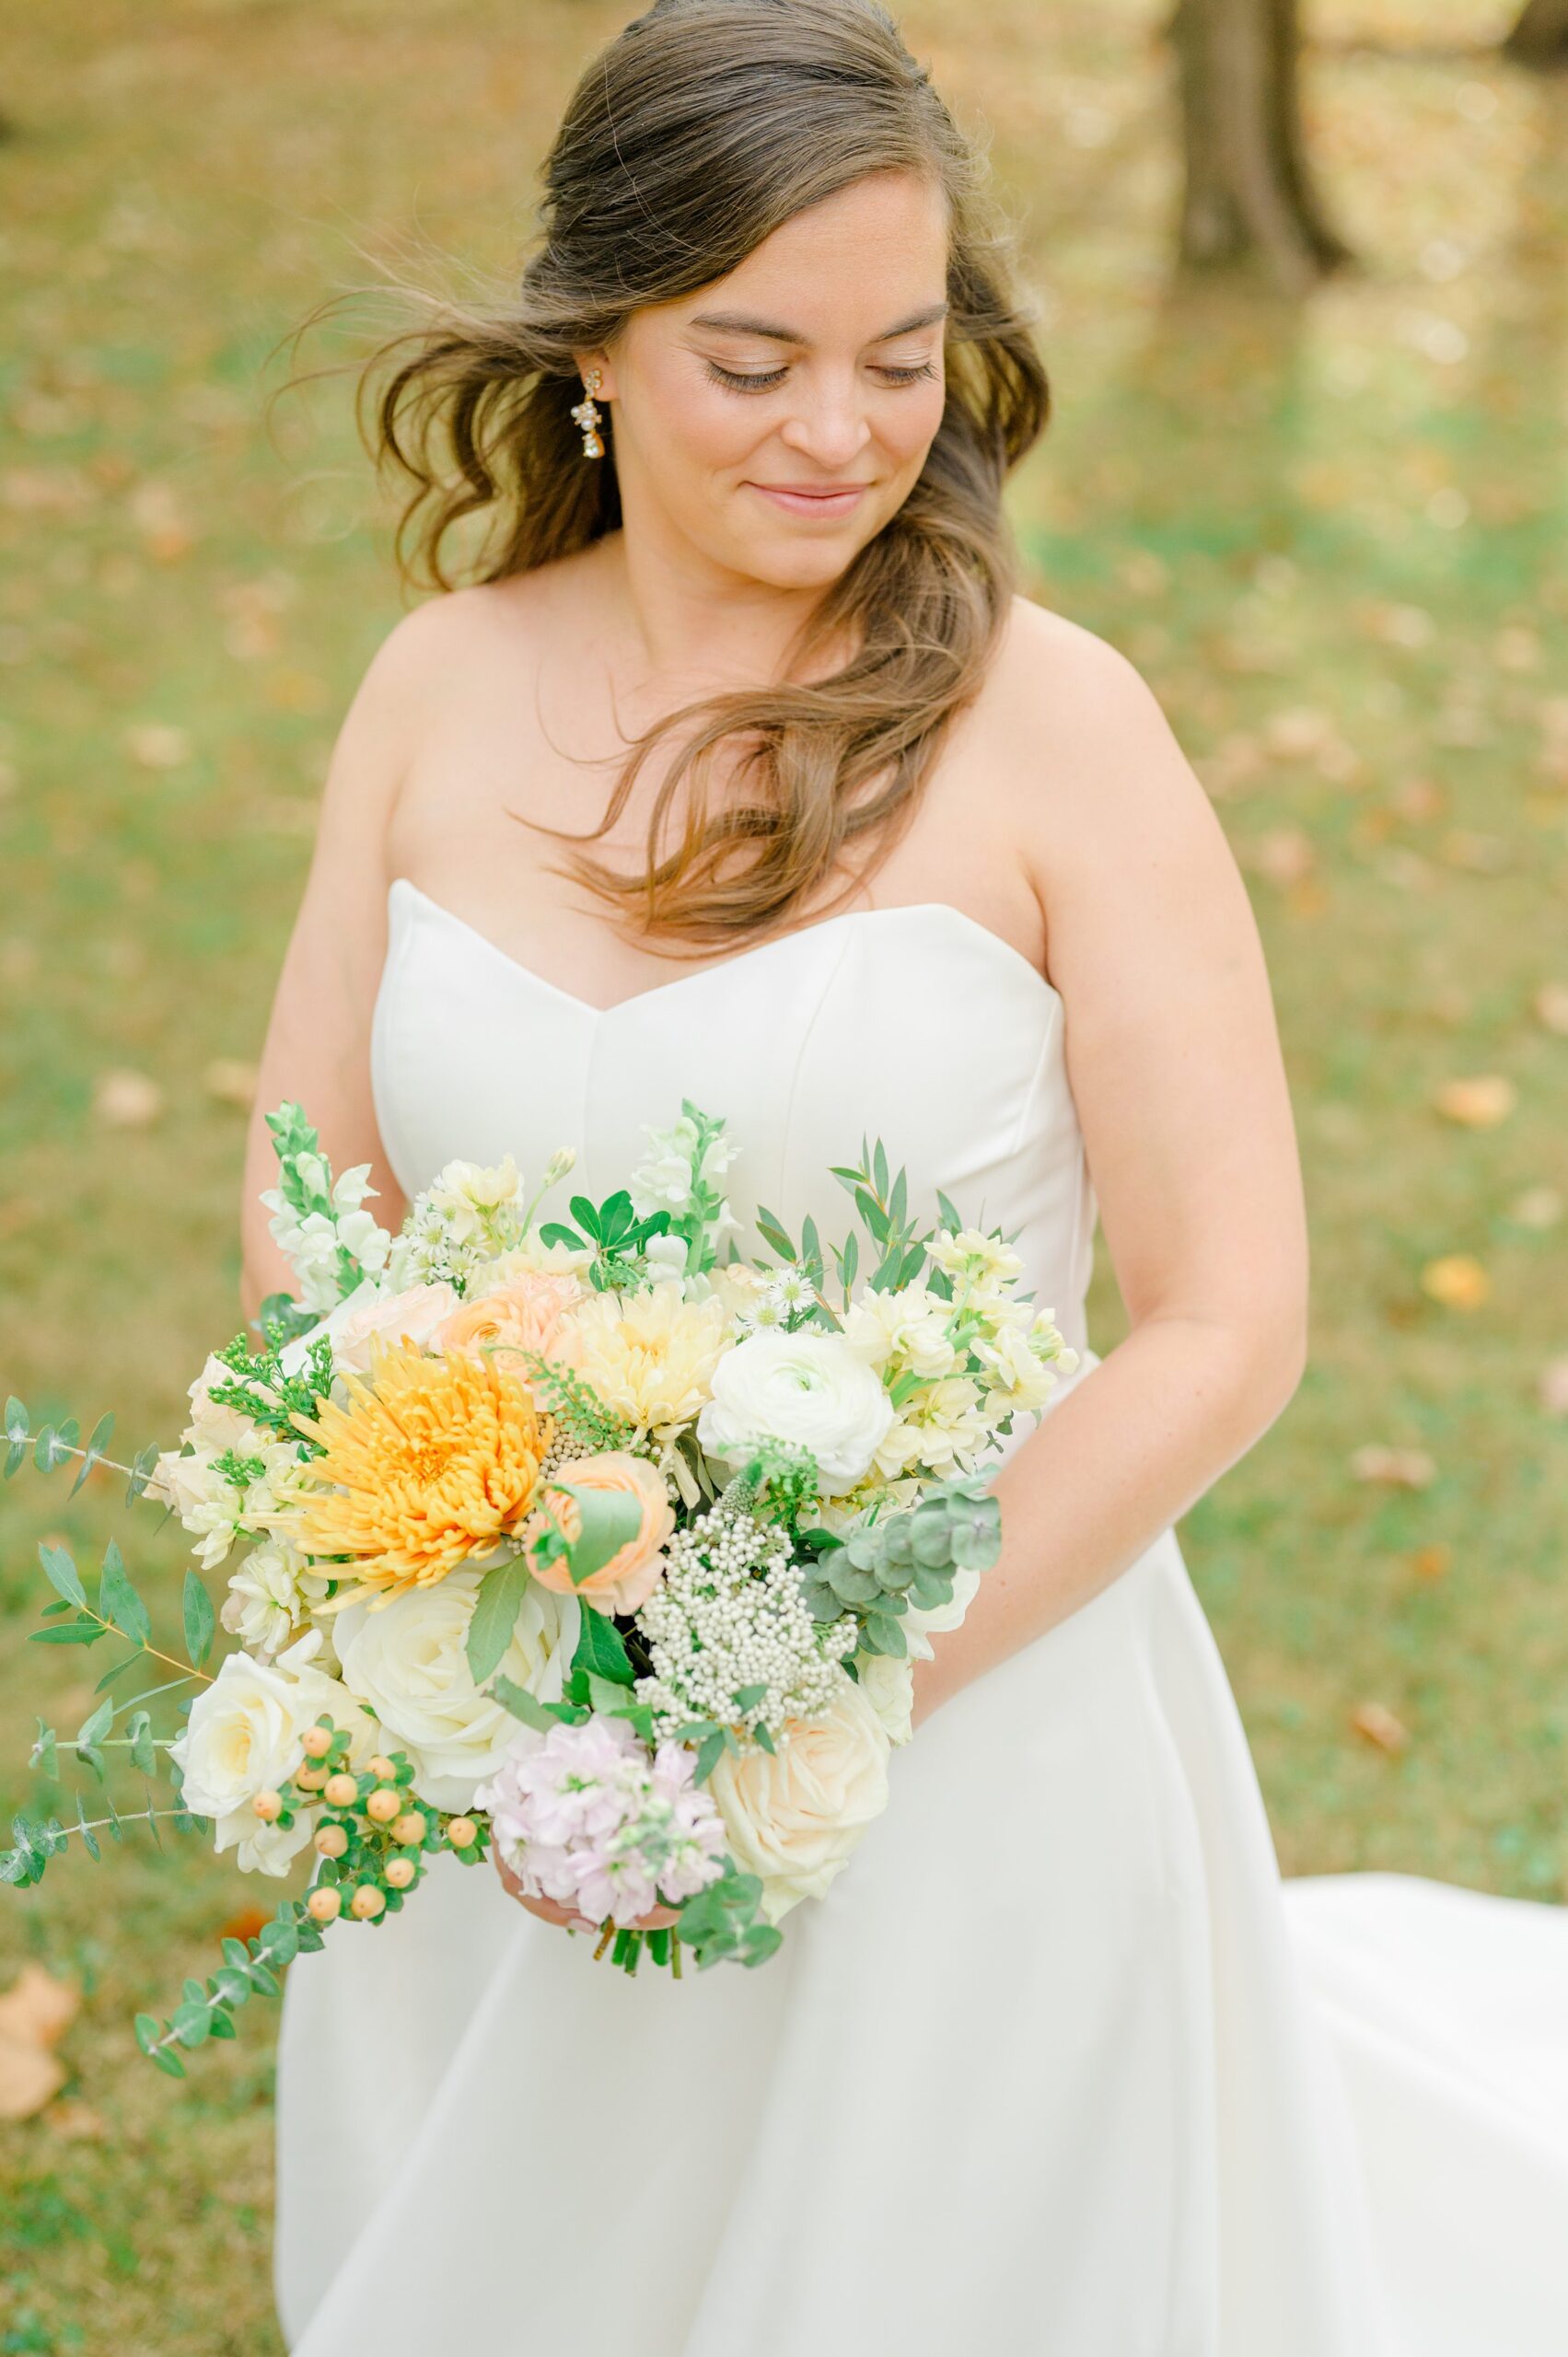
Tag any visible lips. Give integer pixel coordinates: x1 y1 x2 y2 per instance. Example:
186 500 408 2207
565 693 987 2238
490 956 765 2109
746 482 871 519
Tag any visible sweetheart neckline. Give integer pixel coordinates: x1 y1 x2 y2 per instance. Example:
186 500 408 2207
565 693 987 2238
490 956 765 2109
387 877 1064 1019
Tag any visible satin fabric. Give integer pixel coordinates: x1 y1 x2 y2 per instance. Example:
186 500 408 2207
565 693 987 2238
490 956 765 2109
273 881 1568 2354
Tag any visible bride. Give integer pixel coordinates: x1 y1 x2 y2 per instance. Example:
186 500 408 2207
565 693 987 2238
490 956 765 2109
240 3 1568 2351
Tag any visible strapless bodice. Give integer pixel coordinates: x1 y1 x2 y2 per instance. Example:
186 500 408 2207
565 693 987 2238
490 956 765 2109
371 878 1098 1353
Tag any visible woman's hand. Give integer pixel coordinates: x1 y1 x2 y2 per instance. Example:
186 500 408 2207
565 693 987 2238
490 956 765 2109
493 1844 679 1933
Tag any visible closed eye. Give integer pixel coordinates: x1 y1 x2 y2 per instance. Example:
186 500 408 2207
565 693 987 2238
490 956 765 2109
704 359 940 395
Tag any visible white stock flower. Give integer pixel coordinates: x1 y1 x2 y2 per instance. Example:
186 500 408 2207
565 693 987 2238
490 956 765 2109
697 1330 895 1494
925 1226 1024 1295
170 1654 374 1877
220 1538 331 1660
334 1568 578 1812
707 1678 891 1922
856 1652 916 1746
426 1155 525 1238
842 1283 960 1379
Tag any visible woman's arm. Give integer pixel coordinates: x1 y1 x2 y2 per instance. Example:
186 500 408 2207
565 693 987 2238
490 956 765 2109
238 615 437 1324
913 610 1308 1721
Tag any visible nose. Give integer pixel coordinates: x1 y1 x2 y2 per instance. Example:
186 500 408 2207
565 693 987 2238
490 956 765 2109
777 371 873 470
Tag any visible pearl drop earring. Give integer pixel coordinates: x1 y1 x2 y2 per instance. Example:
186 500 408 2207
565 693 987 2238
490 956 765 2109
571 367 606 459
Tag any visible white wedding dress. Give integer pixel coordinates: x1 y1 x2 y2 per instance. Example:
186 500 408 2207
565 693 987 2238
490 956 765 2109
273 879 1568 2356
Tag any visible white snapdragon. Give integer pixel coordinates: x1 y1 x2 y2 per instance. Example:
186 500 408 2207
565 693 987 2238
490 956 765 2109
636 1507 856 1739
261 1162 391 1315
629 1115 739 1219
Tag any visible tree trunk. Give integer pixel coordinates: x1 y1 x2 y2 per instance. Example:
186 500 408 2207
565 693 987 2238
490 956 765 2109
1504 0 1568 66
1170 0 1351 292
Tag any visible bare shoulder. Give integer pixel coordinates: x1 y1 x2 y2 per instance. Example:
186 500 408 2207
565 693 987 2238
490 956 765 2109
991 597 1193 795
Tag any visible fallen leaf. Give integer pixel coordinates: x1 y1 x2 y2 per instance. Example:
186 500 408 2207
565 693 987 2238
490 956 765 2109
1534 981 1568 1037
1410 1544 1451 1581
1349 1443 1437 1488
125 722 191 771
1243 826 1316 885
216 1905 270 1948
1433 1074 1516 1128
1494 624 1539 673
1438 830 1511 874
45 2098 106 2142
1420 1254 1491 1309
1392 776 1445 822
1510 1187 1562 1229
1351 1701 1410 1754
0 1965 79 2122
94 1067 165 1128
1539 1359 1568 1418
129 479 192 561
203 1057 257 1109
1262 706 1335 760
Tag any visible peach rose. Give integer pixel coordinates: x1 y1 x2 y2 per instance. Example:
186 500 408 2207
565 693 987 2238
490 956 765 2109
528 1451 674 1618
436 1272 584 1380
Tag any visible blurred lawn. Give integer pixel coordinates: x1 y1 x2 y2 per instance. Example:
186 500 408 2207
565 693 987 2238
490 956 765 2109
2 0 1566 2348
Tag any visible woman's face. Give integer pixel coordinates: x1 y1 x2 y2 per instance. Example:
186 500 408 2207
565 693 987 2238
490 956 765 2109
591 169 950 594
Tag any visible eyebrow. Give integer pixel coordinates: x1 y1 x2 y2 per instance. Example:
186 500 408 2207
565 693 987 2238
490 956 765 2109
687 301 949 345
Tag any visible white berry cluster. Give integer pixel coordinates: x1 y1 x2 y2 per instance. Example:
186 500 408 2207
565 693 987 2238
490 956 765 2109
636 1506 856 1741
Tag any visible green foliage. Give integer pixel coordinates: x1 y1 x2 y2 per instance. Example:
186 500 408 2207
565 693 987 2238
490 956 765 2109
803 1478 1003 1655
828 1137 935 1297
714 1440 822 1532
676 1861 783 1970
518 1352 634 1455
206 1329 335 1456
539 1188 672 1290
464 1553 530 1685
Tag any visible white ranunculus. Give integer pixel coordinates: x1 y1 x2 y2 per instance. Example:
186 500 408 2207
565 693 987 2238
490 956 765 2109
169 1654 374 1877
856 1651 916 1747
697 1330 895 1494
335 1569 578 1812
707 1679 891 1922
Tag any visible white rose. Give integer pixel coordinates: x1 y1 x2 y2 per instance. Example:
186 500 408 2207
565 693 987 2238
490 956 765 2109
707 1679 891 1922
169 1654 373 1877
335 1569 578 1812
329 1281 461 1375
697 1330 895 1494
856 1652 916 1746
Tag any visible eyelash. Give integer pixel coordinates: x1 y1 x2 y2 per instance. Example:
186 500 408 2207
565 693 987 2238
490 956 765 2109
704 359 939 395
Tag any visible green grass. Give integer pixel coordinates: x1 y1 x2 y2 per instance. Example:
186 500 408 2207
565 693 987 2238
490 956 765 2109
3 0 1566 2346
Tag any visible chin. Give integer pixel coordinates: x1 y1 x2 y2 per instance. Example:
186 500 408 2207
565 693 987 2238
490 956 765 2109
726 519 889 593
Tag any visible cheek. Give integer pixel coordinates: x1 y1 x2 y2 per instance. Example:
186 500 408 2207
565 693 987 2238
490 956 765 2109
640 356 767 479
880 381 947 470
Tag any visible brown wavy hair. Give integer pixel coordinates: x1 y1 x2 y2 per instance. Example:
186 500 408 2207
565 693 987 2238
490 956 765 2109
367 0 1049 946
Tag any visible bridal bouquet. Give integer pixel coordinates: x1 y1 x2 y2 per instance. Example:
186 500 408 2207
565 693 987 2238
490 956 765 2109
3 1100 1076 2075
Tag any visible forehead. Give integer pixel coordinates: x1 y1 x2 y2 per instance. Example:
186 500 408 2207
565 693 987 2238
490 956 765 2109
676 170 949 333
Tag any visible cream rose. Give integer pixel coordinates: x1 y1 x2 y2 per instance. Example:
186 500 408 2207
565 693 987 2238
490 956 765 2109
707 1679 891 1922
334 1568 577 1811
331 1281 461 1375
697 1330 895 1494
169 1653 374 1877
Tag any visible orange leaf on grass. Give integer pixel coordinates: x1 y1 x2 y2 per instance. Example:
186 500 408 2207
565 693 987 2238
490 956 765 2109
1351 1702 1410 1755
0 1965 79 2122
1421 1255 1491 1310
1433 1075 1516 1128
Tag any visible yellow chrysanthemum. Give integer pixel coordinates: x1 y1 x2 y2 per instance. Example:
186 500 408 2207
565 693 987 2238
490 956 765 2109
290 1338 550 1607
560 1281 729 1445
